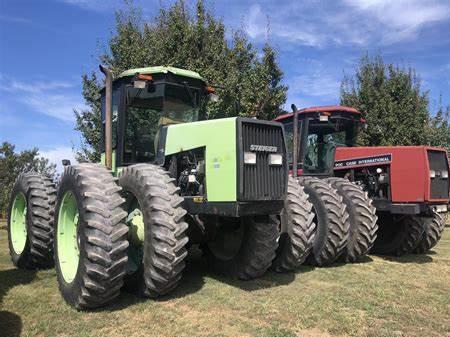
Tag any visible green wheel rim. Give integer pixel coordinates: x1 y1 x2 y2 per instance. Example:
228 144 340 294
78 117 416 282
57 191 80 283
126 198 144 274
10 193 27 254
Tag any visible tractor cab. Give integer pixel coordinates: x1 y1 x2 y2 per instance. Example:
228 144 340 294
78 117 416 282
99 66 216 167
274 106 364 176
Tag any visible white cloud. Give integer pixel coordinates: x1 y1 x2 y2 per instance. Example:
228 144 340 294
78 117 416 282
0 15 31 24
39 146 77 173
246 5 266 39
26 94 84 122
343 0 450 44
242 0 450 47
291 73 340 99
245 4 324 47
7 80 74 94
0 77 84 122
57 0 123 12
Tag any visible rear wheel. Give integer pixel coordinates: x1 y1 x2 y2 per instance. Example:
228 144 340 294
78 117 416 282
118 164 189 298
206 215 279 279
371 214 423 256
54 164 128 309
413 211 446 253
8 172 56 269
299 177 349 266
326 178 378 262
272 177 315 272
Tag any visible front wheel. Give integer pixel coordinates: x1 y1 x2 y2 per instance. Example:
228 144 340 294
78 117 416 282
118 164 189 298
326 177 378 262
272 177 315 272
299 177 350 266
54 164 129 310
205 215 279 280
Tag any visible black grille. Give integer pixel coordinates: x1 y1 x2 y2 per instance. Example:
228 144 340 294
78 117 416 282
427 150 449 199
238 119 287 201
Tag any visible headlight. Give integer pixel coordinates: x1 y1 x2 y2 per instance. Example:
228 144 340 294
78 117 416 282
244 152 256 165
430 170 436 178
442 170 449 178
269 153 283 166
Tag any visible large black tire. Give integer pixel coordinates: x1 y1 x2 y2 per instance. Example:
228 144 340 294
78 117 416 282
118 164 189 298
413 211 446 254
206 215 279 280
54 164 129 309
299 177 349 266
371 214 423 256
272 177 315 272
326 177 378 262
8 172 56 269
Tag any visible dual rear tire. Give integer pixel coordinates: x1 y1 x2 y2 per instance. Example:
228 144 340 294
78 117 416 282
372 210 446 256
326 178 378 262
299 177 350 266
272 177 315 272
53 163 190 309
414 211 446 253
118 164 189 297
205 215 279 279
8 172 56 269
54 164 129 309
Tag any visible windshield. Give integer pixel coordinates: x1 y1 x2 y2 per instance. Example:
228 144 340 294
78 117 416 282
303 131 346 173
283 117 357 174
123 83 202 163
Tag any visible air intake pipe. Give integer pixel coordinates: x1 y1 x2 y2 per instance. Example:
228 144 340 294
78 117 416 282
99 65 113 170
291 104 298 178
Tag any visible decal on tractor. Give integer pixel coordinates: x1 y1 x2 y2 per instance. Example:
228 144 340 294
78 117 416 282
334 154 392 168
249 144 278 152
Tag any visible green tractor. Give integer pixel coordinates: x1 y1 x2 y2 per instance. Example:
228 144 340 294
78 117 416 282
7 66 315 309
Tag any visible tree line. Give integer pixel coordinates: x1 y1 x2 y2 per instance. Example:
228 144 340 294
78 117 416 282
75 0 449 162
1 0 449 214
0 143 55 215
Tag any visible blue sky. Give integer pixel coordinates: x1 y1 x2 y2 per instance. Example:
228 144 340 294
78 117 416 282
1 0 450 170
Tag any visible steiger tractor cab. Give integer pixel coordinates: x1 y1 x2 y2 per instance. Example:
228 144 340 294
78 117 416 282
274 105 449 262
7 65 315 310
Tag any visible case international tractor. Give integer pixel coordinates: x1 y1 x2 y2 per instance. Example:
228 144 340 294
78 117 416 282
7 66 318 309
274 105 448 261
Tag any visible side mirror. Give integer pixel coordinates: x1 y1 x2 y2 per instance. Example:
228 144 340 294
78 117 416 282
62 159 71 166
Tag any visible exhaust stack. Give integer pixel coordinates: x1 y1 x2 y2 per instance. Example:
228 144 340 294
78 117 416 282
291 104 298 178
99 65 113 170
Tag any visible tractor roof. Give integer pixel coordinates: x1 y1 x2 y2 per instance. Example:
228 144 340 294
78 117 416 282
274 105 361 122
117 66 205 82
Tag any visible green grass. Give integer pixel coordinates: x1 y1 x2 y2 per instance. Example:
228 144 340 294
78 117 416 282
0 219 449 337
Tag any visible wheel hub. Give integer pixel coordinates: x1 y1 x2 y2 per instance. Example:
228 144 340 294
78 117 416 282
10 193 27 254
57 191 80 283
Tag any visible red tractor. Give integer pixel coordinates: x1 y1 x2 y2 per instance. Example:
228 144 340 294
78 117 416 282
274 105 449 259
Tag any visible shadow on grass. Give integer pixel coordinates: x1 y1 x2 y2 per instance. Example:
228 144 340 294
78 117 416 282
182 246 301 293
98 248 208 312
324 255 375 269
0 268 37 337
374 253 433 264
100 246 303 311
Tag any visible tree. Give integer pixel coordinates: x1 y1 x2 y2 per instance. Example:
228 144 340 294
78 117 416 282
426 100 450 152
0 142 56 213
341 54 430 146
74 0 287 161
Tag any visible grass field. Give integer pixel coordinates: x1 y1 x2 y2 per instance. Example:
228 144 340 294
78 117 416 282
0 219 449 337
